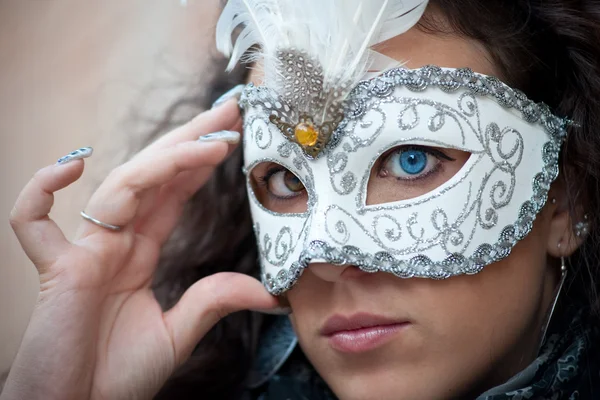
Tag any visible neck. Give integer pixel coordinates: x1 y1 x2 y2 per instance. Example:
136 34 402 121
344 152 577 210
463 265 564 398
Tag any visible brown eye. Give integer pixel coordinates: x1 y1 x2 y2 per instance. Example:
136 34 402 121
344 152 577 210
249 162 309 213
267 169 306 198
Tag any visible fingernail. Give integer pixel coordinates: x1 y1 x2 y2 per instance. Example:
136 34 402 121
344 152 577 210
251 307 292 316
211 84 245 109
56 147 93 165
198 130 240 144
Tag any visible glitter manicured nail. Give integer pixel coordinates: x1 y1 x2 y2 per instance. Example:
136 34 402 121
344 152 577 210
56 147 93 165
198 130 240 144
211 84 245 109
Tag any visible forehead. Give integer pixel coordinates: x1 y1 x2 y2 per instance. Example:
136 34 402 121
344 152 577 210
247 21 498 85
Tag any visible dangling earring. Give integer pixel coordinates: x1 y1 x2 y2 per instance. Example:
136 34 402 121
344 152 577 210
539 242 568 352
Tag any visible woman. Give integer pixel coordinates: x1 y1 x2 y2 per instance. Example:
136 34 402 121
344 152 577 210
2 0 599 399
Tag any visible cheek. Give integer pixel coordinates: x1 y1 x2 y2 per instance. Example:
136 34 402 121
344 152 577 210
417 233 549 348
428 208 554 350
414 230 550 388
284 215 552 398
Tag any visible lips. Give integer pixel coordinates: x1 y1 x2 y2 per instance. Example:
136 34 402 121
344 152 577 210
320 312 410 353
320 312 408 336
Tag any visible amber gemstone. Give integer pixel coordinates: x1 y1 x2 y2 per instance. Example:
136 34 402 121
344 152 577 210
294 122 319 146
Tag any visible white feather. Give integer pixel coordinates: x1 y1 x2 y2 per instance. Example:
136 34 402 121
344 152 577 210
216 0 428 95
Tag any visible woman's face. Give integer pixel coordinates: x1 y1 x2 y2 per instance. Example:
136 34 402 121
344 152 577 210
247 15 572 400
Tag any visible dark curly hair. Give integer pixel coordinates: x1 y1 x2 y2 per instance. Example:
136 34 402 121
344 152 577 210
149 1 600 398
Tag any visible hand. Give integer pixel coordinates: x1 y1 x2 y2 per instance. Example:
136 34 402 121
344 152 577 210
2 99 280 400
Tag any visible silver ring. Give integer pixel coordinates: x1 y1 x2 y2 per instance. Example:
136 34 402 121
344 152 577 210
80 211 123 232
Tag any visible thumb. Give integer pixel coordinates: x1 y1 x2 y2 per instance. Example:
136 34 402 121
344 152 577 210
162 272 280 365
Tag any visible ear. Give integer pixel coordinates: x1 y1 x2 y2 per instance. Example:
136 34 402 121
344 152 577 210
546 181 588 258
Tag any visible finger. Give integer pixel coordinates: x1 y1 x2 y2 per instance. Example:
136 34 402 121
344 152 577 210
163 272 280 365
224 118 244 156
133 166 215 244
78 140 232 237
138 99 242 157
144 120 243 217
9 161 83 267
133 120 244 242
134 141 242 243
126 109 243 238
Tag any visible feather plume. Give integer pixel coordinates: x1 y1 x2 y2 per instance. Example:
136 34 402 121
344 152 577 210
217 0 428 87
216 0 428 157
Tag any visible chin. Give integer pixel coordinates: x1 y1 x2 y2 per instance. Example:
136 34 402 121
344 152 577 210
310 351 473 400
326 377 428 400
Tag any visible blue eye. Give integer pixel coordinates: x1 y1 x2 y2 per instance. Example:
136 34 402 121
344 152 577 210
399 149 428 174
381 147 440 180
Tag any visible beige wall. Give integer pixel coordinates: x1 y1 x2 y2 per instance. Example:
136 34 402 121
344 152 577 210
0 0 220 373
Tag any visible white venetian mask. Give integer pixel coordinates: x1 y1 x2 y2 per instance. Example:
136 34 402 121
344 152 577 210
241 66 566 294
215 0 568 294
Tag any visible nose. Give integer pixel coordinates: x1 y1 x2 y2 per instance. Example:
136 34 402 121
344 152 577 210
306 262 371 283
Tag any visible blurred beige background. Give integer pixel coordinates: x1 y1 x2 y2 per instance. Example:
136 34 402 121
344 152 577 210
0 0 220 373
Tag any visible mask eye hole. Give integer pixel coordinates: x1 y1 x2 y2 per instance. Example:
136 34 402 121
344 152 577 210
249 162 308 214
366 145 471 205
